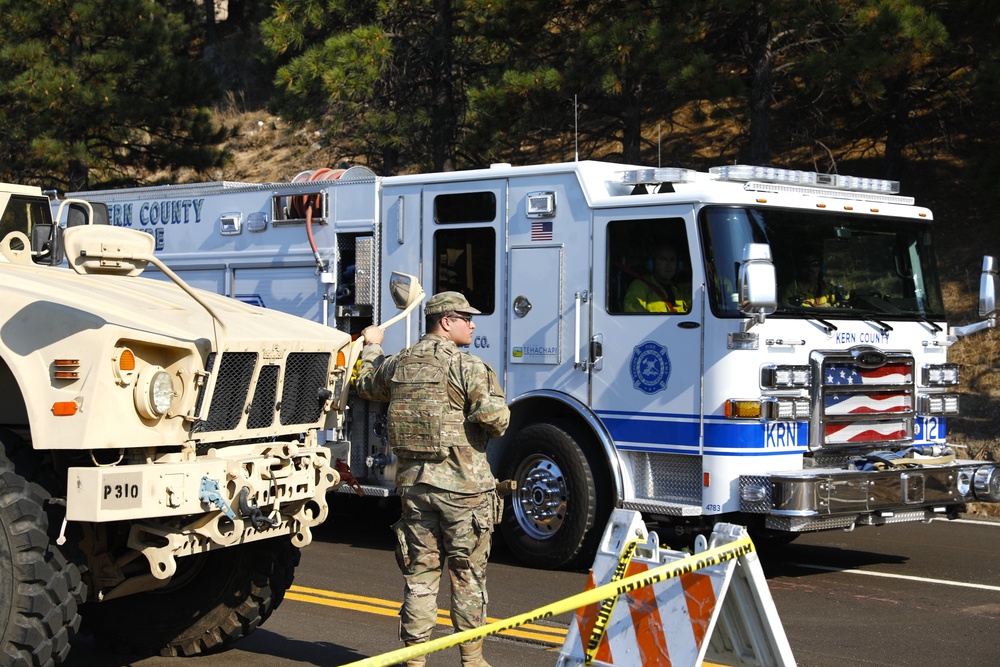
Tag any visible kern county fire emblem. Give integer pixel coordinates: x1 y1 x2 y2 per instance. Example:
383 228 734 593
630 341 671 394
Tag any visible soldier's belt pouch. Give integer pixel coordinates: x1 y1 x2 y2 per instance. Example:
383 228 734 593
388 361 449 461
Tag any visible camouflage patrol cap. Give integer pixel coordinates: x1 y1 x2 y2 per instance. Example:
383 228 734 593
424 291 481 315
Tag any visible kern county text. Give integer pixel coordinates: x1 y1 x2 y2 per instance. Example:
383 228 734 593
107 199 206 227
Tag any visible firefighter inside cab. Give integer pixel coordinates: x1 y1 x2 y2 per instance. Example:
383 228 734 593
622 241 692 313
782 249 838 307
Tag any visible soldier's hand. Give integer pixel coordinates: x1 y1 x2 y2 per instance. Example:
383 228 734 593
361 325 384 345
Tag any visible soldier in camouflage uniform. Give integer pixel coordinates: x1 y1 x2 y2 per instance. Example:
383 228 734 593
356 292 510 667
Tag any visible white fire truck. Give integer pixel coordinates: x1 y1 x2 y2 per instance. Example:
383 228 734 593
60 161 1000 570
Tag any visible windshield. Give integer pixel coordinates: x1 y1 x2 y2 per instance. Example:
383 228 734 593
1 195 51 239
701 206 944 320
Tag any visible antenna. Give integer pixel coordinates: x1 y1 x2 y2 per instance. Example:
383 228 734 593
574 95 579 162
658 123 662 167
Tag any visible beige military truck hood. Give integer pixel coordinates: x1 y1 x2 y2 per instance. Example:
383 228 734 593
3 260 338 347
1 260 352 451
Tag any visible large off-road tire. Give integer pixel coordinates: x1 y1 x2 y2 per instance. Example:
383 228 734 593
0 448 85 667
498 421 609 570
83 537 299 657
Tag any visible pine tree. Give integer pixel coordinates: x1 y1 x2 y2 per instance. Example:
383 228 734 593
0 0 227 190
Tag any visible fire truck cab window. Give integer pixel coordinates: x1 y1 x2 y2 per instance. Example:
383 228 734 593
433 227 496 314
607 218 691 314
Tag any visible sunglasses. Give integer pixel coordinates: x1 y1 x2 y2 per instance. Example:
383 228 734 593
447 313 474 323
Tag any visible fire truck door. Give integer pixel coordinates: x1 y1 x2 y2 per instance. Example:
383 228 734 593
420 181 506 374
590 208 703 456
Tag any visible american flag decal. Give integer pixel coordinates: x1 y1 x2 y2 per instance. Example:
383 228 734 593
820 355 915 447
825 362 912 385
825 391 912 416
825 420 908 444
531 219 553 241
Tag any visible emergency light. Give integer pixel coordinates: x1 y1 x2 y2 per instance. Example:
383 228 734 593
710 165 901 195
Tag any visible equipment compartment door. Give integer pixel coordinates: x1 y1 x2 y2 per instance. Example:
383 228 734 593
509 246 562 365
419 180 506 374
590 207 704 458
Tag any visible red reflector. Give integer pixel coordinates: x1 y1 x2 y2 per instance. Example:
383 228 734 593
53 371 79 379
703 472 710 487
52 402 78 416
54 359 80 367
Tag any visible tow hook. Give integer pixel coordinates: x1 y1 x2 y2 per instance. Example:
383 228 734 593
238 487 279 530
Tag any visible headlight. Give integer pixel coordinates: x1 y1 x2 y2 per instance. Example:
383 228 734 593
922 363 959 386
918 393 960 416
761 365 811 388
135 365 175 419
761 397 811 421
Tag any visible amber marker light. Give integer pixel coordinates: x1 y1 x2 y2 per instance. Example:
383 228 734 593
113 347 137 386
725 399 761 419
52 401 78 416
52 359 80 380
118 348 135 370
336 349 347 368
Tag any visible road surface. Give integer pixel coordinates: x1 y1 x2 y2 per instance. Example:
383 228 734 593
65 499 1000 666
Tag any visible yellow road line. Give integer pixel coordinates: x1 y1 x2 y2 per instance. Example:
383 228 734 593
287 585 568 645
287 583 729 666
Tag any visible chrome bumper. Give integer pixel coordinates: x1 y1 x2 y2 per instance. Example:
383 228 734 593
740 460 1000 523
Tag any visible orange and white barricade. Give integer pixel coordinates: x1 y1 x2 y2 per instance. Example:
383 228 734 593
556 509 795 667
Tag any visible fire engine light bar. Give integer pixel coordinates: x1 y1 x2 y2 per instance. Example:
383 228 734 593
710 165 901 195
922 363 959 386
619 168 697 186
918 393 960 415
761 364 810 388
725 399 761 419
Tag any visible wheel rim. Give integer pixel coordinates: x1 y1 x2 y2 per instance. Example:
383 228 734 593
512 453 567 540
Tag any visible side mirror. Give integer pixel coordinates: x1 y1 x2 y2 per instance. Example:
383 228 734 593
30 224 64 266
63 225 155 277
380 272 426 331
57 199 109 227
389 272 424 311
979 256 999 319
738 243 777 324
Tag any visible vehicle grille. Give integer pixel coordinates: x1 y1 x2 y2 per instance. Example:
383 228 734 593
247 365 280 429
280 352 331 425
193 351 331 434
813 349 914 448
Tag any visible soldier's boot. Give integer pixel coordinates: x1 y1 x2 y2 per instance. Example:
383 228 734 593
459 640 492 667
402 639 427 667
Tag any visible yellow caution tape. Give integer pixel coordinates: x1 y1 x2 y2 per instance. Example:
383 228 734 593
585 539 638 664
342 535 754 667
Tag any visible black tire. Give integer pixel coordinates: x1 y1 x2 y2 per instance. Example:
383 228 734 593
0 447 85 667
83 537 299 657
498 422 608 570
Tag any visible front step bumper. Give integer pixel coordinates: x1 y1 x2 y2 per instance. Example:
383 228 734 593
740 460 1000 530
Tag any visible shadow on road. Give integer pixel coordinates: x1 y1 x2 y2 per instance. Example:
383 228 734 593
758 541 909 579
315 493 557 571
224 628 368 666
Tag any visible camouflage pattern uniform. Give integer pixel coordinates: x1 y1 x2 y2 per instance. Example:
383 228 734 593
355 294 510 651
